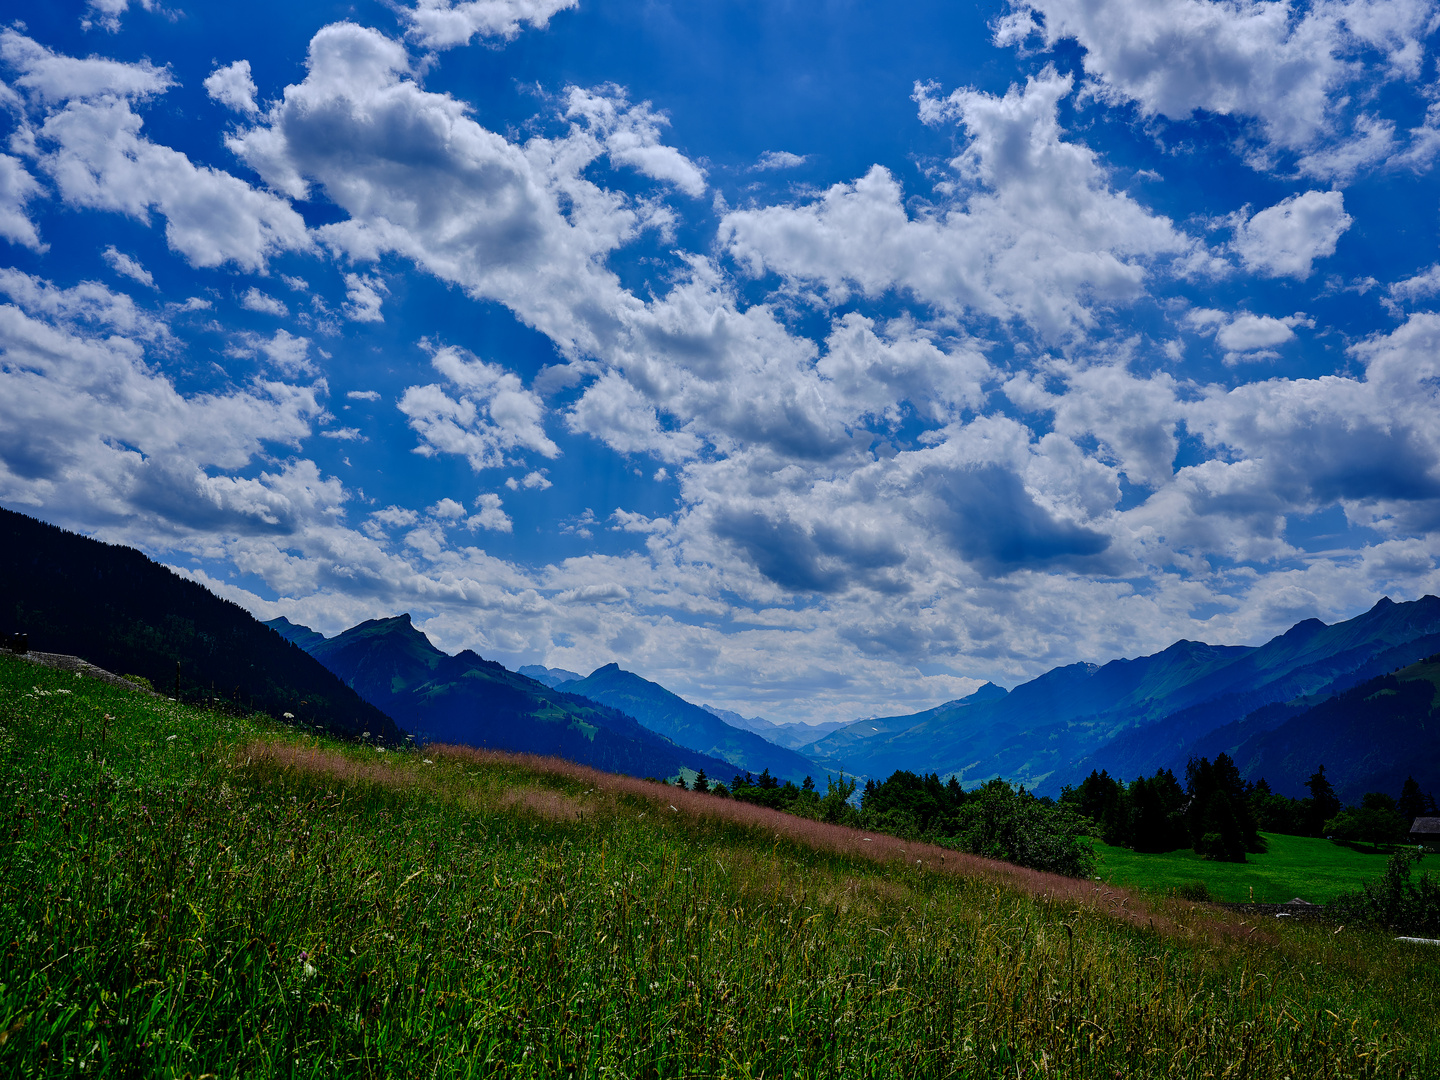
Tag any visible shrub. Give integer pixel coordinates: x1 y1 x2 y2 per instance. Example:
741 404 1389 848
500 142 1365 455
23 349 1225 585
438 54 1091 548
1329 850 1440 935
941 779 1096 879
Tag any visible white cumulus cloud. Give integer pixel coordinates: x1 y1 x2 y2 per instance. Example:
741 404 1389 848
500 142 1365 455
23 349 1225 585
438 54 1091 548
399 345 559 470
722 70 1199 338
82 0 161 34
1232 191 1351 278
0 271 327 540
101 245 154 287
468 491 513 532
755 150 806 171
2 32 311 272
228 328 314 376
404 0 578 50
565 86 707 197
0 155 46 251
240 287 287 316
999 0 1438 178
342 273 387 323
205 60 260 116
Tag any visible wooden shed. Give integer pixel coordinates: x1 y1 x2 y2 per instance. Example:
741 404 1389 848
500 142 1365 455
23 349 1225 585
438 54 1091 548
1409 817 1440 851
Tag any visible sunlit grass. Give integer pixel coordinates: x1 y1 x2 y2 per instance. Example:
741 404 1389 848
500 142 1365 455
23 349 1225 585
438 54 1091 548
2 652 1438 1077
1094 831 1401 904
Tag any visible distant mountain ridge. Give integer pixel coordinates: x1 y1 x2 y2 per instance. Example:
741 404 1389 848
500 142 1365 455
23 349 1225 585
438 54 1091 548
805 596 1440 796
26 496 1435 799
699 705 849 750
270 615 735 781
0 505 402 742
560 664 822 783
519 664 583 689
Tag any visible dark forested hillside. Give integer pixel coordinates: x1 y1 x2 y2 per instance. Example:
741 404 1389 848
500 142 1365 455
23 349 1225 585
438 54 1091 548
0 506 402 741
271 615 736 781
1220 655 1440 802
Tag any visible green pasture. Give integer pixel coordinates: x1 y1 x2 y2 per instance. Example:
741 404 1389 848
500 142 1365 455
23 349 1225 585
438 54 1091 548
1095 831 1402 905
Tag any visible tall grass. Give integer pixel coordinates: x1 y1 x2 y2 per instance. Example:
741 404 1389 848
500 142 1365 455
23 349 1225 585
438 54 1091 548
2 654 1438 1077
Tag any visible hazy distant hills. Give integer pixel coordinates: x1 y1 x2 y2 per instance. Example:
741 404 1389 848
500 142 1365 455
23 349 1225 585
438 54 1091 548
699 705 848 751
807 682 1009 765
0 506 402 742
558 664 820 783
270 615 735 780
805 596 1440 797
518 664 582 689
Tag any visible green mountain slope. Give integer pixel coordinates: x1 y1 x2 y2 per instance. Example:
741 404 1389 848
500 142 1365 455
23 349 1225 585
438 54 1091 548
1084 597 1440 784
0 505 402 741
272 615 735 780
561 663 821 783
1218 654 1440 801
267 616 327 652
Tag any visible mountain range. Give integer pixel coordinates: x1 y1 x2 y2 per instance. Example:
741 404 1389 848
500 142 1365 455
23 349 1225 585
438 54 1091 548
803 596 1440 801
698 705 849 751
6 502 1440 804
556 663 820 782
267 615 736 781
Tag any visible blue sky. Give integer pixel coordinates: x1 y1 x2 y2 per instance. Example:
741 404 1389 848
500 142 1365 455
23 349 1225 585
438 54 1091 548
4 0 1440 724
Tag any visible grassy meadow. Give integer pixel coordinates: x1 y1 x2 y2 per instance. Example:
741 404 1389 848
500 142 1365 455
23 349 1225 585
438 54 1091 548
4 652 1440 1077
1094 832 1400 905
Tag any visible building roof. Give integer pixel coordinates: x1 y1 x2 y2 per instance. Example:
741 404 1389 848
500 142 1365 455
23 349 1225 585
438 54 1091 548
1410 817 1440 836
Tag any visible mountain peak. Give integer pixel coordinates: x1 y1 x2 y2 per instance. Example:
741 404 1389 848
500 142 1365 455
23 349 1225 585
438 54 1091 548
354 613 418 634
1281 617 1327 639
1372 596 1395 609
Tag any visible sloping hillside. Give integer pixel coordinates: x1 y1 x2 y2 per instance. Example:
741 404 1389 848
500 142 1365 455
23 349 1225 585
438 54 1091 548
0 505 402 741
1085 598 1440 784
4 650 1439 1077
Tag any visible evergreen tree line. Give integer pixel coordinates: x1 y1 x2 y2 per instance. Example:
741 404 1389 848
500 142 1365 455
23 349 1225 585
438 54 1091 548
1059 755 1439 862
671 767 1096 879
